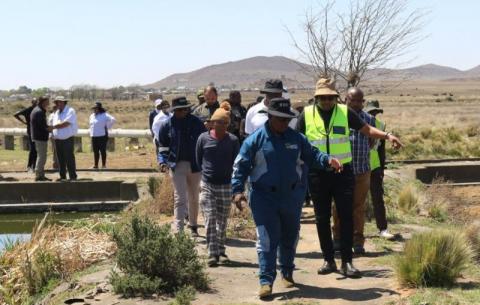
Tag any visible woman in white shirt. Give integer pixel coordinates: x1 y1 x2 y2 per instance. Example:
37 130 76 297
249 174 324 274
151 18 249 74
89 102 115 169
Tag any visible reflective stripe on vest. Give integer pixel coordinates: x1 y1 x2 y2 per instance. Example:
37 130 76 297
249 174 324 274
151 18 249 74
370 118 386 170
304 104 352 164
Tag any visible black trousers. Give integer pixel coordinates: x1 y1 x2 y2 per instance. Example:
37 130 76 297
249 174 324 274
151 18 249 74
27 135 37 169
370 168 388 231
92 136 108 167
309 165 354 263
54 137 77 179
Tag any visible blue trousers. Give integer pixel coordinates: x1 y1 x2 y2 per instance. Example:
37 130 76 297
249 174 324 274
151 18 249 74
250 189 303 285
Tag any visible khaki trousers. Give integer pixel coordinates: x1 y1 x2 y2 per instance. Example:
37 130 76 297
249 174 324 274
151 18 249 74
333 171 371 246
34 140 48 178
170 161 201 232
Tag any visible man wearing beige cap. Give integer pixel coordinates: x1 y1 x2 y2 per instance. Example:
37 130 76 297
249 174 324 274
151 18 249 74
296 78 402 278
51 96 78 181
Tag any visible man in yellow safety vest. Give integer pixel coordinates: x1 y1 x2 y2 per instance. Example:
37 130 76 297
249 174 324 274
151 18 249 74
296 79 402 278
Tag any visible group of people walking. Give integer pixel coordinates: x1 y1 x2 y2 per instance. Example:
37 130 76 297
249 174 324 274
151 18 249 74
151 78 403 298
15 96 115 181
14 78 401 298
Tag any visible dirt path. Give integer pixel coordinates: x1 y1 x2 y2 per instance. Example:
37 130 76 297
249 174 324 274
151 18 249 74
52 207 402 305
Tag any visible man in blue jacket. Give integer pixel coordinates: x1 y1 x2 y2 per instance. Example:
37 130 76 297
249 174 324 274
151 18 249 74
157 96 206 235
231 98 342 299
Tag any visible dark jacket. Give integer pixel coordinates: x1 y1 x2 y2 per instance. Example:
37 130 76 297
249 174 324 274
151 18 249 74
30 106 49 141
157 114 206 172
15 105 35 136
149 110 158 133
192 101 219 123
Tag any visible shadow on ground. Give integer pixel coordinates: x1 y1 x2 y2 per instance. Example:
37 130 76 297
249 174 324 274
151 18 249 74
267 284 399 302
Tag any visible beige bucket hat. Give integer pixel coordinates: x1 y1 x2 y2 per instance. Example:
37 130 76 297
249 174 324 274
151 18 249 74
314 78 339 97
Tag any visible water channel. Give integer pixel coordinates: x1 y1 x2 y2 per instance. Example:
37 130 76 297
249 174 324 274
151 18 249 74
0 212 111 252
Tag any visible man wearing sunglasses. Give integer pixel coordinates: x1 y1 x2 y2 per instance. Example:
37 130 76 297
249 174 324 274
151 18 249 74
232 97 342 298
157 96 206 236
296 78 402 278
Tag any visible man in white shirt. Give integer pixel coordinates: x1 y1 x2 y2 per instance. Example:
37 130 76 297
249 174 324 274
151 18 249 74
244 80 287 135
151 99 172 144
51 96 78 181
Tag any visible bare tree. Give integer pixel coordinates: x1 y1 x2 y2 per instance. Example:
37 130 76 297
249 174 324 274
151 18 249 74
289 0 428 88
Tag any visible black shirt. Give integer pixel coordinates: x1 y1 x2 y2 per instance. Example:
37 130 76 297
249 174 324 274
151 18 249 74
228 104 247 139
295 104 366 134
30 106 49 141
15 105 35 135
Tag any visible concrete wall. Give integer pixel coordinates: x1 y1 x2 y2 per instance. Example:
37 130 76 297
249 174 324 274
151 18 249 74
0 180 138 204
416 165 480 184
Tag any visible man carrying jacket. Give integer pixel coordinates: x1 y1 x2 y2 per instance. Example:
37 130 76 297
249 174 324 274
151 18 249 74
232 97 342 299
296 79 402 278
157 96 206 236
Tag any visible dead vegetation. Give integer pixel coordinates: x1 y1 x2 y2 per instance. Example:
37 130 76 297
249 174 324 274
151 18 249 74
0 214 116 305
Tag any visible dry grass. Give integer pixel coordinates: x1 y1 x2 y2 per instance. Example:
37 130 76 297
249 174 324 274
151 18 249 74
0 214 116 305
227 205 256 240
465 222 480 262
397 183 420 214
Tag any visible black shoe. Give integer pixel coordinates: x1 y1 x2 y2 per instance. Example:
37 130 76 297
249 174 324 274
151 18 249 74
35 176 51 182
218 253 230 264
189 226 199 238
56 177 67 182
318 260 337 275
353 245 366 255
341 262 361 278
207 255 219 267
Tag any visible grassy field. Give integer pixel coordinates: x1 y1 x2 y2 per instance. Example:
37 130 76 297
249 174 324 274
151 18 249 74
0 79 479 171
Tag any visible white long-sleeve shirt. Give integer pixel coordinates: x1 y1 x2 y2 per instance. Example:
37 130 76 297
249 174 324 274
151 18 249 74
89 112 116 137
152 111 173 142
52 106 78 140
244 99 298 134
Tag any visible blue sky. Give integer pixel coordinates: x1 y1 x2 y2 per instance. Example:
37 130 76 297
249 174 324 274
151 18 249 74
0 0 479 89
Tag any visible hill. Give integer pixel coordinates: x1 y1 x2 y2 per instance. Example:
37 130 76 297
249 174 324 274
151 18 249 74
145 56 314 89
145 56 480 89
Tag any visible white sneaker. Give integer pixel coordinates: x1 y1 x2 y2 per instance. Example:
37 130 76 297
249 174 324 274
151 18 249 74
379 230 395 240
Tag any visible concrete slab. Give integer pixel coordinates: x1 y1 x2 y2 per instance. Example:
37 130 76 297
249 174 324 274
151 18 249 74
416 164 480 183
0 200 130 213
0 180 138 204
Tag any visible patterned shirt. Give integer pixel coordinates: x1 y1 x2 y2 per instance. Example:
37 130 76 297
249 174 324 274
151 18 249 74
350 110 375 175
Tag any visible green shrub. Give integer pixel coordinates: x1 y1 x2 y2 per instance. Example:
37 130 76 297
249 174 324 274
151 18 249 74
427 202 448 222
394 229 472 287
22 250 63 295
397 183 419 213
147 176 161 197
110 215 208 297
168 286 196 305
465 222 480 262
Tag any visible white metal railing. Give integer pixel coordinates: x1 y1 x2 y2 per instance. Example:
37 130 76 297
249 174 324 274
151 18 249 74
0 128 151 138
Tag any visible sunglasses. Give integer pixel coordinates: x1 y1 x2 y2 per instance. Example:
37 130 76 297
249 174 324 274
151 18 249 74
276 117 292 123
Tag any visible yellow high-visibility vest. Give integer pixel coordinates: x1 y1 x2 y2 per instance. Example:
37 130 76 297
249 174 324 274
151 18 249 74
370 118 386 170
304 104 352 164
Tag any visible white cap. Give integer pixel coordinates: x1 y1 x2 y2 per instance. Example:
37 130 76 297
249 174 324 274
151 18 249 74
154 99 163 107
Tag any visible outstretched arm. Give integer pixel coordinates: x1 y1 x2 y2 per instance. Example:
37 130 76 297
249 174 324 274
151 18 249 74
360 124 402 149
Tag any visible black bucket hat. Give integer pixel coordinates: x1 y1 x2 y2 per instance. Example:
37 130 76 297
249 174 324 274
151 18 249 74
91 101 105 110
365 100 383 114
170 96 193 111
260 79 287 94
264 97 297 118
